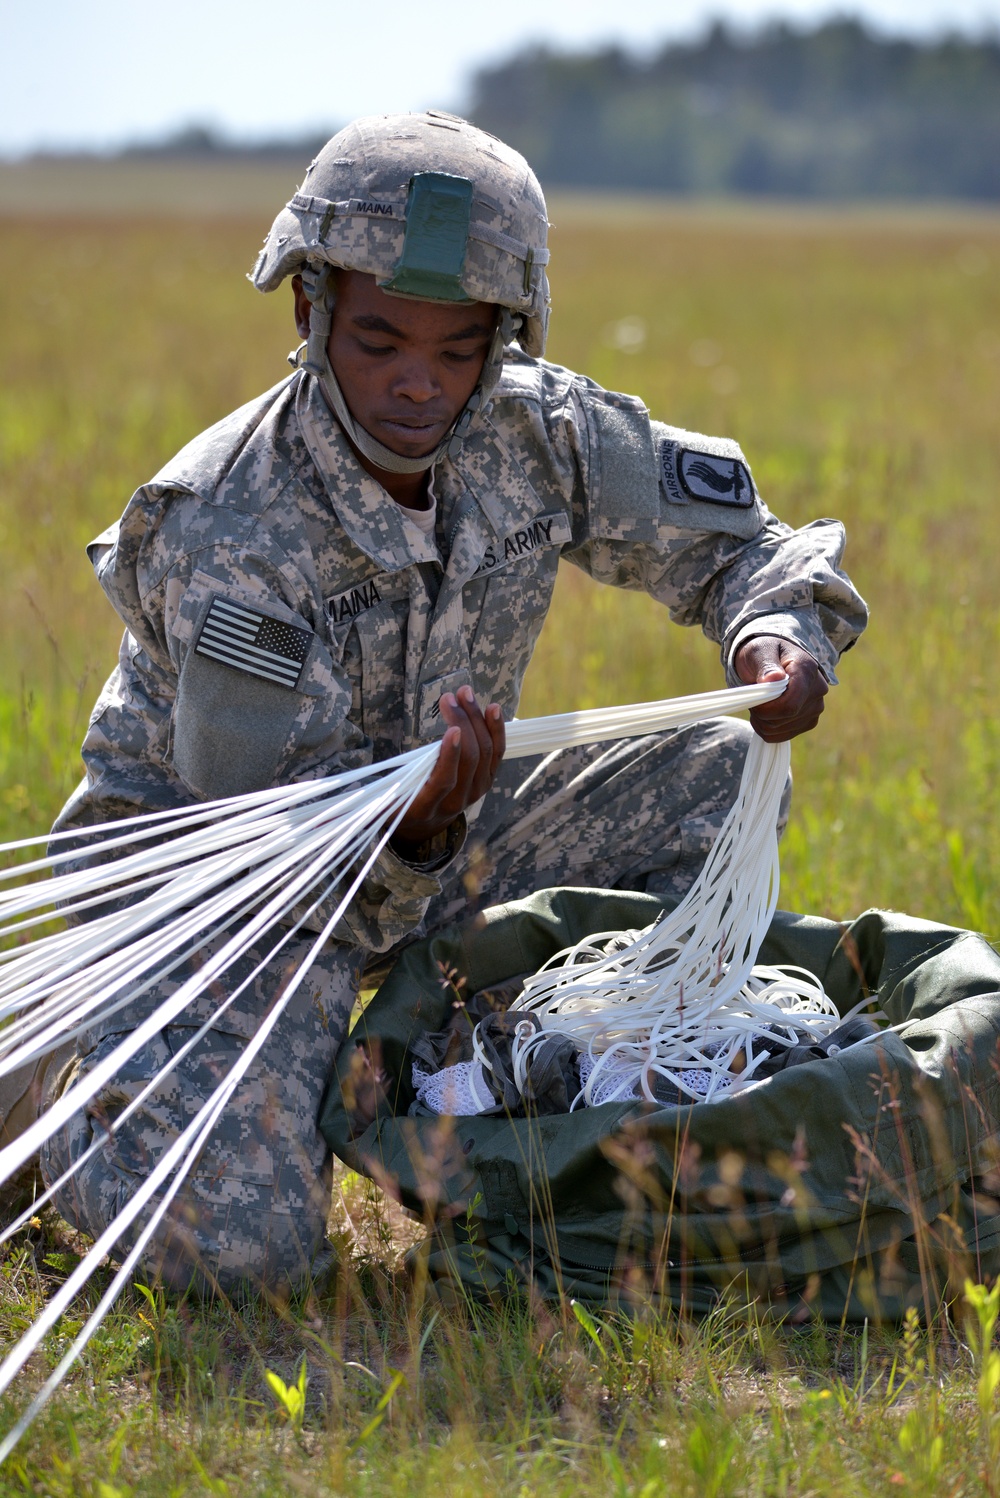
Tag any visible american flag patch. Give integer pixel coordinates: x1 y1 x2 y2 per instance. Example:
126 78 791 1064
194 597 312 689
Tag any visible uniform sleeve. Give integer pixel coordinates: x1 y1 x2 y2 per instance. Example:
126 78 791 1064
112 517 460 955
554 380 868 684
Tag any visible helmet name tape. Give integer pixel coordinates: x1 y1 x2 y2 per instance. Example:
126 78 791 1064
292 194 403 228
382 173 475 303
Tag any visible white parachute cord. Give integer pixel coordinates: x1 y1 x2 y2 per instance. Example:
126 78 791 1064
495 732 807 1105
0 744 437 1191
0 750 438 1238
0 748 435 1046
3 682 783 993
0 751 433 1186
0 918 306 1246
0 771 409 1060
0 768 398 950
0 685 784 1078
0 739 435 1461
0 741 438 867
0 682 788 1191
0 890 346 1462
0 682 785 888
503 682 784 759
0 781 398 1075
0 786 407 1246
516 734 786 1020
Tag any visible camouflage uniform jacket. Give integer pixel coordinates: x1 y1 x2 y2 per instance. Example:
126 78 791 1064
56 353 867 952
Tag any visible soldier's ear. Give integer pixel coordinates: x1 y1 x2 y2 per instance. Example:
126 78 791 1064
291 275 311 341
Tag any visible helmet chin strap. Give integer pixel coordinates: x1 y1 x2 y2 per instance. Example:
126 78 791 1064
296 262 517 475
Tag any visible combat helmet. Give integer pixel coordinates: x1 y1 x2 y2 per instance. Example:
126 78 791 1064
250 111 551 474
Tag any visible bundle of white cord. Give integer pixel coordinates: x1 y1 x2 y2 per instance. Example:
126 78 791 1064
476 729 850 1111
0 680 785 1459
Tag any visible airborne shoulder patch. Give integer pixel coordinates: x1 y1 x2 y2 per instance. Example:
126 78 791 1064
660 439 756 509
678 448 755 506
194 596 312 690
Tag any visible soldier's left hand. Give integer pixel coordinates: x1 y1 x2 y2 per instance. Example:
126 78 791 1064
392 685 505 855
734 635 828 741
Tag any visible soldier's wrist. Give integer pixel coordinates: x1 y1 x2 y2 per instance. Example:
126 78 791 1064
390 818 459 869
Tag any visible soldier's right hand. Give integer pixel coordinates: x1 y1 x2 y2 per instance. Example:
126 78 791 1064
390 686 505 860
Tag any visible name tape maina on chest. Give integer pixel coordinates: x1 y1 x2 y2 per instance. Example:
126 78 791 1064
326 577 384 626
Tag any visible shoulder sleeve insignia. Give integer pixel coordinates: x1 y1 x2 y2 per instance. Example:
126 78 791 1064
676 448 755 507
659 434 757 510
194 596 312 689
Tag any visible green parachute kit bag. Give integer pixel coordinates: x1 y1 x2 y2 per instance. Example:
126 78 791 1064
320 889 1000 1320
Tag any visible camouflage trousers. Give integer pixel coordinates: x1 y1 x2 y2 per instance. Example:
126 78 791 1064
43 716 786 1294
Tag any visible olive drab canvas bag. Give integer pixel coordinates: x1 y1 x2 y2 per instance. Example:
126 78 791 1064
321 889 1000 1321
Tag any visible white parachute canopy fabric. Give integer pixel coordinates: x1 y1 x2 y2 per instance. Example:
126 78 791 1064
0 680 783 1460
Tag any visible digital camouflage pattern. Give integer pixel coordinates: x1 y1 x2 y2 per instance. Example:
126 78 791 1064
45 346 866 1291
250 111 551 356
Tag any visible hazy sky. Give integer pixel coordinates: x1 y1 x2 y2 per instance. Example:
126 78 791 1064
3 0 999 156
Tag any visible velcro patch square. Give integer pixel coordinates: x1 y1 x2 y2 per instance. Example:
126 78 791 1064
194 597 312 690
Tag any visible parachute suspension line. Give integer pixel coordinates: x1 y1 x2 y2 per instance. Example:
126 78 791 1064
0 680 784 1459
0 781 428 1465
495 732 798 1106
474 728 863 1110
0 738 438 1463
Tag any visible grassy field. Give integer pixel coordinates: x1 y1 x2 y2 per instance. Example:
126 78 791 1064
1 170 1000 1492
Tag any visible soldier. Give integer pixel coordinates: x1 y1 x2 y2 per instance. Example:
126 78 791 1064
4 112 867 1293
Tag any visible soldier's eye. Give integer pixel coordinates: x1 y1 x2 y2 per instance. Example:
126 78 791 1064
356 339 395 356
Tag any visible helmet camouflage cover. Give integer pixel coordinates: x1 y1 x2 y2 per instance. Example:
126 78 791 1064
250 111 551 473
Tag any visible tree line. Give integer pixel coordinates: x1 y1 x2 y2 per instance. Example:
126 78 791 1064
466 19 1000 200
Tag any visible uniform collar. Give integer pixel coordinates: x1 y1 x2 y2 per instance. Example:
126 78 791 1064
296 375 441 573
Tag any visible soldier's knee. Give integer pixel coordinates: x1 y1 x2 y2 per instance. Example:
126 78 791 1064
697 716 792 830
654 714 753 815
705 712 754 763
145 1181 335 1298
44 1146 334 1298
39 1031 336 1299
41 1106 118 1245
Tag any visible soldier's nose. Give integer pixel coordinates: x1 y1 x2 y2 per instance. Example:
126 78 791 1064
391 360 441 403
